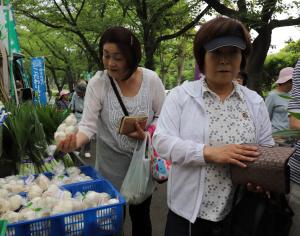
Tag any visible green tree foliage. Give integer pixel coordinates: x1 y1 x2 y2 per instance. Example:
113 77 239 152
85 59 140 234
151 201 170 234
263 39 300 91
12 0 127 91
11 0 300 93
157 34 195 89
12 0 209 90
117 0 210 70
202 0 300 92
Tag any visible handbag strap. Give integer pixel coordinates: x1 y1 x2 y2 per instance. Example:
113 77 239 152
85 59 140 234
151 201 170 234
231 186 265 236
108 74 129 116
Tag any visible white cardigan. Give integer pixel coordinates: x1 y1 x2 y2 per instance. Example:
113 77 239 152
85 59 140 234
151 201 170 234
153 79 274 223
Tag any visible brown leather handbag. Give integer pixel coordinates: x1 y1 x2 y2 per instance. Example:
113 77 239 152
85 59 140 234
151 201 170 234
230 144 295 194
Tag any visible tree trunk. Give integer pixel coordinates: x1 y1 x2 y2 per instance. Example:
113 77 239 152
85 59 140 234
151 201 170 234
159 50 166 84
177 41 185 85
246 27 272 95
45 74 51 99
48 67 60 91
66 67 75 92
144 41 156 70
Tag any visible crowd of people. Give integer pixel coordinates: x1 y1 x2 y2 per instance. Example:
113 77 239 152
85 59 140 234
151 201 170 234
51 16 299 236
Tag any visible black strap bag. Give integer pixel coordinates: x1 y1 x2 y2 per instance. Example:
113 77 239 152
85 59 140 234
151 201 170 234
227 189 294 236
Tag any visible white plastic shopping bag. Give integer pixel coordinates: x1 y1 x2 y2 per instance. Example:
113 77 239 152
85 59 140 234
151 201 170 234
120 135 155 205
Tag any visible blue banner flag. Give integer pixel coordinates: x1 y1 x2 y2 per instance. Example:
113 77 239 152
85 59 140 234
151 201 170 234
31 57 47 105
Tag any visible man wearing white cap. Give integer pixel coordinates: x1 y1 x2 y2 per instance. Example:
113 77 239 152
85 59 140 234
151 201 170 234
265 67 294 135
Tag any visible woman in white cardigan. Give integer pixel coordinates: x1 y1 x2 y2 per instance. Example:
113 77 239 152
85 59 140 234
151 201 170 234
153 16 274 236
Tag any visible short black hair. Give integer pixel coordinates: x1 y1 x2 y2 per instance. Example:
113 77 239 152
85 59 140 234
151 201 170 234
99 26 141 78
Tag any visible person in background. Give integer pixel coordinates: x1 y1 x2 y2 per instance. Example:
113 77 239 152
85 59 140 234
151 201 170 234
15 80 23 101
235 71 248 86
153 16 274 236
265 67 293 145
56 89 70 110
57 26 165 236
69 81 91 158
69 81 87 122
287 59 300 236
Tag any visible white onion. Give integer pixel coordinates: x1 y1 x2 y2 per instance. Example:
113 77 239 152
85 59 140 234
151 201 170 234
54 131 66 143
61 190 72 200
42 184 60 198
35 174 50 191
1 211 19 223
66 167 81 177
64 114 77 126
0 198 11 214
28 185 43 200
71 199 85 211
64 126 78 135
98 192 111 205
11 184 25 193
0 189 9 199
108 198 120 205
51 200 73 215
9 195 23 211
57 123 67 132
19 208 36 221
83 191 102 208
43 196 57 209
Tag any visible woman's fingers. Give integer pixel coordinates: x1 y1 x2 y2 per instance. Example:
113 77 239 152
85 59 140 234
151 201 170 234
229 158 247 168
229 145 260 166
232 153 257 162
205 144 261 167
239 144 259 151
236 149 260 157
57 134 76 152
237 145 260 156
134 122 146 139
224 144 260 167
247 183 265 193
126 122 146 140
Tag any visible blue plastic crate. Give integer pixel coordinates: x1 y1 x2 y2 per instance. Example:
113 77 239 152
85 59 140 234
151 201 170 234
6 179 125 236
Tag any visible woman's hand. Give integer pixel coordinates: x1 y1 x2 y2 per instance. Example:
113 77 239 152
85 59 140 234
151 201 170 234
246 183 264 193
247 183 271 198
203 144 260 168
57 133 77 153
126 122 146 140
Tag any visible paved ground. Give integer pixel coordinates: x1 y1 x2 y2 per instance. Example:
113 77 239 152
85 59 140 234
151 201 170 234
81 139 168 236
123 183 168 236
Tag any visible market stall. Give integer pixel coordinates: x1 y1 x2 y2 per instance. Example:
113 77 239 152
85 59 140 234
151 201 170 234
0 104 125 235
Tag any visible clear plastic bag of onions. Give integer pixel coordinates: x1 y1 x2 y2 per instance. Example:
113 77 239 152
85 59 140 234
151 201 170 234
54 114 78 143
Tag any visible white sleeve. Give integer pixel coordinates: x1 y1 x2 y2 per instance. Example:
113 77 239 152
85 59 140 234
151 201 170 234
264 93 274 119
257 100 275 146
78 72 105 139
150 72 166 123
153 88 206 166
